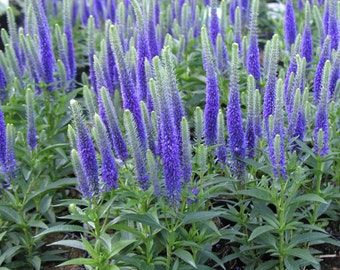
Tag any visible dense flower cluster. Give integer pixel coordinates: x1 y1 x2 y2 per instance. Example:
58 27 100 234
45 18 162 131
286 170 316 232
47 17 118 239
0 0 338 204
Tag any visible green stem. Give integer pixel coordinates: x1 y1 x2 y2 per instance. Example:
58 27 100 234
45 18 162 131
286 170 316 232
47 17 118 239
277 177 286 270
13 185 33 259
311 156 324 226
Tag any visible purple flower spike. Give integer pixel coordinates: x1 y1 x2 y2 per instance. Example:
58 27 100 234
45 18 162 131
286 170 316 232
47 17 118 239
293 108 306 143
227 43 246 178
104 20 118 95
209 0 220 49
301 24 313 64
81 0 90 25
7 7 22 72
327 0 339 50
109 25 147 149
162 47 185 136
201 27 220 146
245 75 256 158
298 0 304 10
284 0 297 50
100 87 129 162
0 66 6 101
26 89 37 151
147 0 159 58
263 34 280 137
124 110 149 190
71 149 91 199
0 107 6 168
217 109 227 163
152 57 182 204
70 99 99 197
63 0 77 82
31 0 55 91
314 60 331 156
314 36 331 104
131 0 151 102
229 0 237 25
88 16 97 94
216 34 229 75
159 101 182 204
234 7 242 54
5 124 16 181
94 114 118 191
247 0 261 84
270 134 287 179
329 48 340 99
323 1 330 35
181 117 192 185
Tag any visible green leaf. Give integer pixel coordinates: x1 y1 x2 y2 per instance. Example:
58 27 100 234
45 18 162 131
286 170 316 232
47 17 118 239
0 231 6 241
34 225 86 239
180 211 223 226
111 224 144 238
48 240 86 251
58 258 97 267
28 219 48 229
108 240 135 258
28 178 78 201
121 214 165 230
0 206 20 223
28 256 41 270
254 260 278 270
173 249 197 269
248 225 275 241
290 194 327 204
286 248 318 264
81 237 97 258
291 232 329 246
0 246 21 265
238 188 272 202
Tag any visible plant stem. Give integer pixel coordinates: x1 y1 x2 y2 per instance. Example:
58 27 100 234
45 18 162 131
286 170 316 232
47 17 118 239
277 177 286 270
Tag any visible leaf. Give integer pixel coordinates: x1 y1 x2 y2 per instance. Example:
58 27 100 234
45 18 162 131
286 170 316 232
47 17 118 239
180 211 223 226
290 194 327 205
0 246 21 265
28 219 48 229
28 178 78 201
254 260 278 270
58 258 97 267
81 237 97 258
108 240 135 258
291 232 329 246
34 225 86 239
0 206 20 223
238 188 272 202
28 255 41 270
286 248 318 264
48 240 86 251
0 231 6 241
111 224 144 238
243 158 273 175
121 214 165 230
248 225 275 241
173 249 197 269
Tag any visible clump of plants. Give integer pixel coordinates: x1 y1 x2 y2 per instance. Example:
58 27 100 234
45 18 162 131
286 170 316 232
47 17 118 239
0 0 339 269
